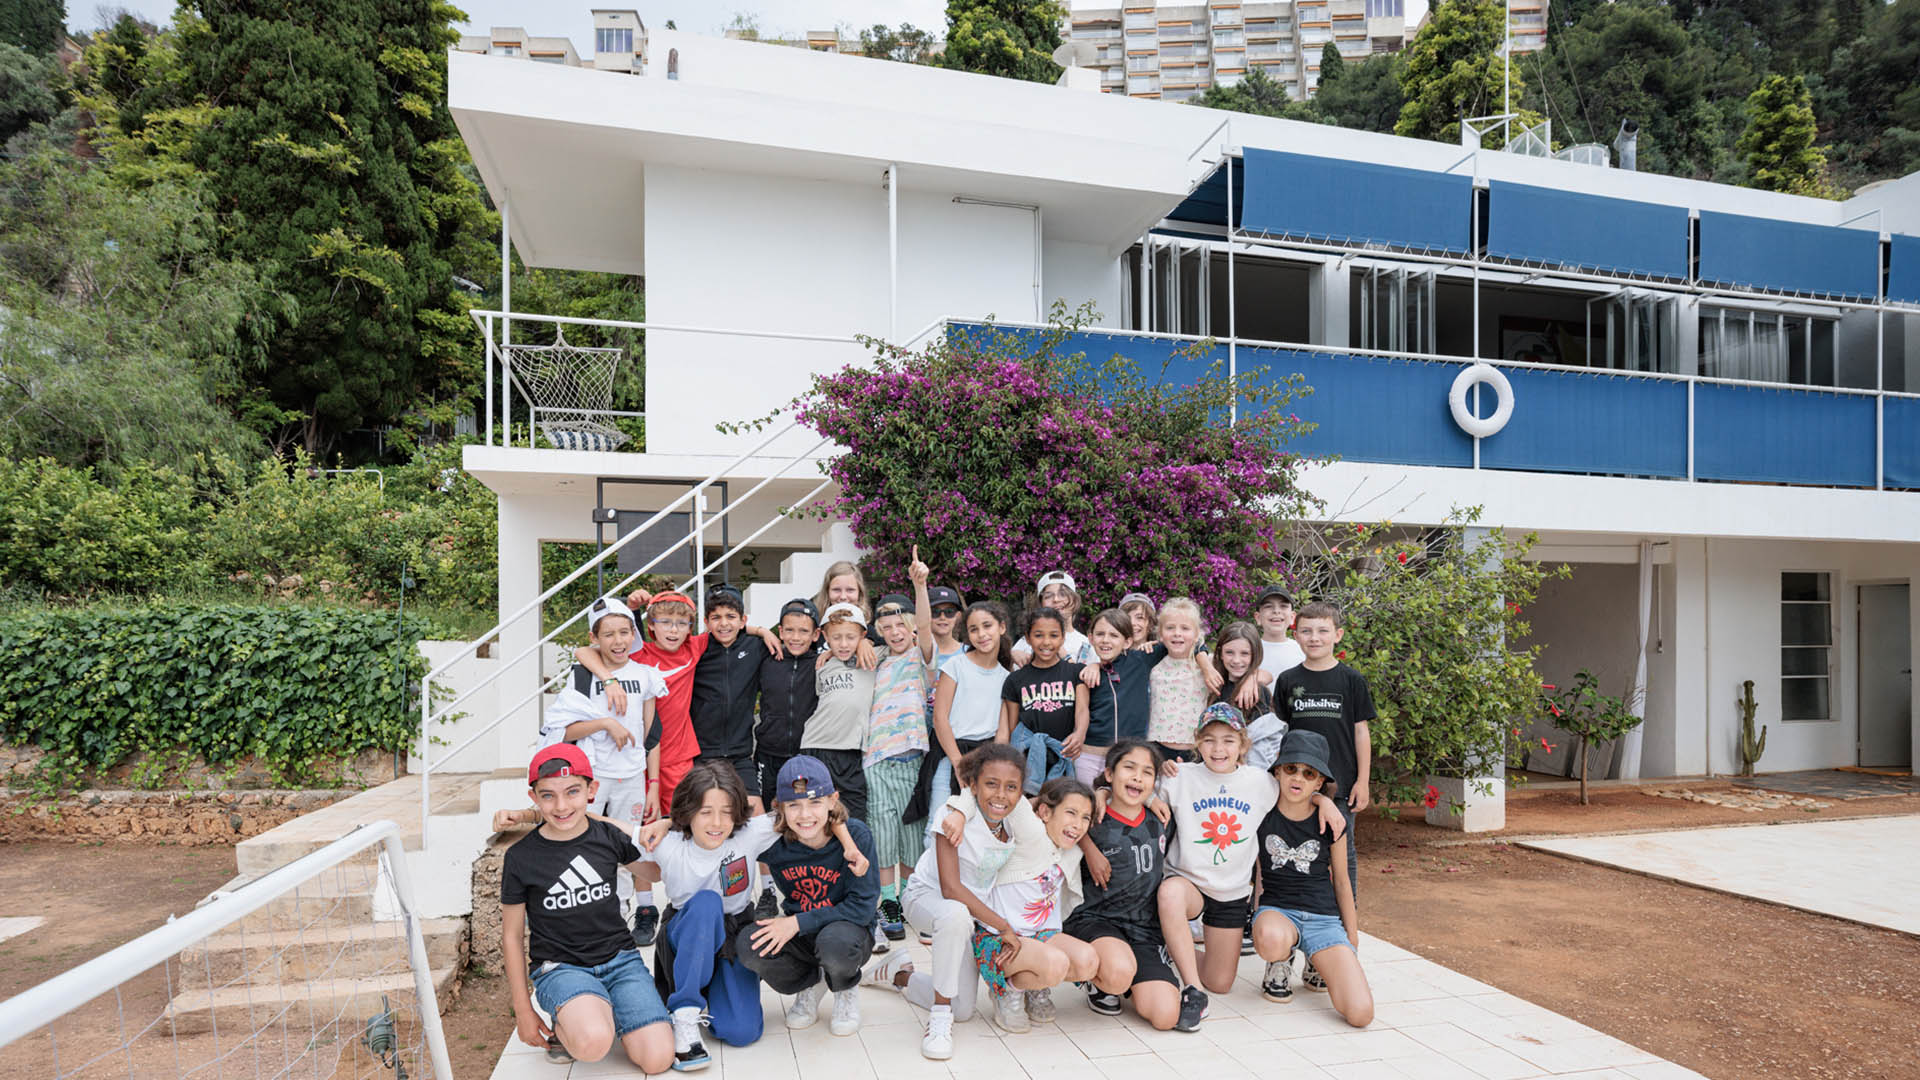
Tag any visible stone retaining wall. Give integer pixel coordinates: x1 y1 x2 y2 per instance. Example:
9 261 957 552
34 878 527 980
0 789 354 845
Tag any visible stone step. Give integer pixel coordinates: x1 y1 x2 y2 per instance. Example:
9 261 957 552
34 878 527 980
178 917 467 984
235 773 488 876
165 966 458 1036
210 873 383 933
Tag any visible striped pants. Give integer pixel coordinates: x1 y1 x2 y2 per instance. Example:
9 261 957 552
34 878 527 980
864 755 926 870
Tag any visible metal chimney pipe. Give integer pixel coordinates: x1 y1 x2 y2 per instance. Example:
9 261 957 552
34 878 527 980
1614 119 1640 172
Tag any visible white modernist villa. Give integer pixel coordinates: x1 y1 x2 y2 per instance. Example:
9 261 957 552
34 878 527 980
427 29 1920 829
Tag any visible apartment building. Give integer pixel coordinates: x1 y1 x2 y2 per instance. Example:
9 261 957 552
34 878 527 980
1067 0 1407 102
453 9 647 73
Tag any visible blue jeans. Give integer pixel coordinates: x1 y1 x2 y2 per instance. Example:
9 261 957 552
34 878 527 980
1008 724 1071 795
530 948 668 1037
1255 906 1353 958
660 891 764 1046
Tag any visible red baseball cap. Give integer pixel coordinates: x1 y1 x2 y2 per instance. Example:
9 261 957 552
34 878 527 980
528 744 593 786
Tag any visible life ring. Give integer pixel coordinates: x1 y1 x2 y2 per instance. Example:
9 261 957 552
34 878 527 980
1449 363 1514 439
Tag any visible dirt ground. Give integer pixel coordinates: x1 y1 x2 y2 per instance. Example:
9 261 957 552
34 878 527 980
1490 779 1920 837
1362 793 1920 1080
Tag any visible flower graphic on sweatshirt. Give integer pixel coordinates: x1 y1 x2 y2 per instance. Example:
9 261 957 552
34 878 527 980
1194 811 1246 864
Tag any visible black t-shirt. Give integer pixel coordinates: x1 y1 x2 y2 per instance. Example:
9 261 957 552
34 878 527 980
500 819 642 968
691 634 771 758
1070 806 1165 944
1276 662 1375 795
1001 659 1085 741
1256 807 1341 916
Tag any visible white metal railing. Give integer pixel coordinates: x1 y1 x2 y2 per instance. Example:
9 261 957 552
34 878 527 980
0 820 452 1080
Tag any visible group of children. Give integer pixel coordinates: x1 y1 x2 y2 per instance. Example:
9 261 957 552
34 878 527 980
498 558 1380 1070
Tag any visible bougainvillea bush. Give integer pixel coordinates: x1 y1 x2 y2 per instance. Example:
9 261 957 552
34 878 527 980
793 309 1314 620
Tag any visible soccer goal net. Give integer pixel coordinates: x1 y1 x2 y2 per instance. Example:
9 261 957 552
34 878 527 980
0 821 452 1080
503 331 633 453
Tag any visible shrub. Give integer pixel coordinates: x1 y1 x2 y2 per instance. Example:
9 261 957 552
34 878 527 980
793 310 1314 618
0 602 450 791
0 457 209 595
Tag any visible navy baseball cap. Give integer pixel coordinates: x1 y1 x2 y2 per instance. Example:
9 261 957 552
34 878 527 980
874 593 915 618
927 586 963 611
774 755 837 801
1256 585 1295 607
707 584 745 613
778 598 820 625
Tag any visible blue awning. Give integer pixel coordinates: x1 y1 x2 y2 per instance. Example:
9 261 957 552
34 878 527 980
1485 182 1690 279
1167 157 1242 230
1697 210 1880 299
1237 148 1473 255
1889 234 1920 305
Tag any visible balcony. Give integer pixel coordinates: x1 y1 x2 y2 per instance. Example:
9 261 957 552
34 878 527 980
948 321 1920 490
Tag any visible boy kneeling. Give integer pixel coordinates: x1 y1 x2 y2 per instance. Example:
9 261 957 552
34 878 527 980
502 745 674 1073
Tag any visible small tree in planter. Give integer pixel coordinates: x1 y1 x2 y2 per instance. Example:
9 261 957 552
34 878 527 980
1545 669 1643 805
793 307 1317 614
1284 510 1562 818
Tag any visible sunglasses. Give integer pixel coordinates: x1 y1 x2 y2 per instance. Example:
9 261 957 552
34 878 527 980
1279 763 1323 780
932 606 962 617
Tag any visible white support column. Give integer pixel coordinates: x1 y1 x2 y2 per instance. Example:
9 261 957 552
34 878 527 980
1227 156 1238 425
1667 536 1711 776
1426 526 1507 832
886 164 899 342
1308 256 1350 348
492 492 549 771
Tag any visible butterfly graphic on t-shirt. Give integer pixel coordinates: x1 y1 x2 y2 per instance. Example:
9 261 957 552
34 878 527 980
1265 835 1320 874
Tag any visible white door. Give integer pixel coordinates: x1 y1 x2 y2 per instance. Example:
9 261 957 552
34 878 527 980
1857 584 1913 769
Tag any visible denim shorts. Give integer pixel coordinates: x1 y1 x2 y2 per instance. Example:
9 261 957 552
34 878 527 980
531 948 669 1036
1255 906 1353 958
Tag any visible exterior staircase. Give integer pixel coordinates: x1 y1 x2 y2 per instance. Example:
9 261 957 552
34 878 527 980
742 521 864 626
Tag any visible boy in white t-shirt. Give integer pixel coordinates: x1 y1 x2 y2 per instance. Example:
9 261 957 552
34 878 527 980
1255 586 1306 680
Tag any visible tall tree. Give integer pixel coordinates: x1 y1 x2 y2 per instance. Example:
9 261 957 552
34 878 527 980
1395 0 1521 145
169 0 492 451
1738 73 1833 195
0 42 57 142
1817 0 1920 189
1312 52 1404 132
1191 66 1313 119
858 22 935 64
0 0 63 55
1316 42 1345 88
940 0 1064 83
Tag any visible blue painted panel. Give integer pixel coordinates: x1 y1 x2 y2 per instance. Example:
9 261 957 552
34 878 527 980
1167 158 1242 229
1237 346 1475 468
1239 148 1473 255
1695 383 1876 487
1884 396 1920 489
1697 211 1880 299
1889 234 1920 306
1479 367 1689 478
1486 182 1691 279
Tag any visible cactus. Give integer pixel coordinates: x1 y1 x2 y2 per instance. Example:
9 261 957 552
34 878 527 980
1736 680 1766 777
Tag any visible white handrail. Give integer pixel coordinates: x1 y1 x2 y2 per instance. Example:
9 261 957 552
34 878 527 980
0 820 453 1080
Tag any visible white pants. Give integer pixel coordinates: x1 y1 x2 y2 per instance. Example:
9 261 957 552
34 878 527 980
901 886 980 1021
593 773 650 908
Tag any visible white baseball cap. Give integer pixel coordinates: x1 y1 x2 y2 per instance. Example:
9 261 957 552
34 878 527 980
821 602 868 628
585 595 636 632
1036 570 1077 593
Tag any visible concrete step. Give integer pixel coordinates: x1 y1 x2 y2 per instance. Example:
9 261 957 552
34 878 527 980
210 872 383 933
235 773 488 876
165 966 458 1036
179 918 467 984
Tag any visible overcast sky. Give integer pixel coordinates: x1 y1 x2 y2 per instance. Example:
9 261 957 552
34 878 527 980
83 1 1428 53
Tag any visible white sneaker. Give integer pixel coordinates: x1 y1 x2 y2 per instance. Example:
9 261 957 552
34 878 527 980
922 1004 954 1060
864 948 912 992
1025 987 1055 1023
994 987 1030 1033
1190 917 1205 944
784 982 824 1029
872 922 890 955
829 988 861 1036
669 1006 710 1072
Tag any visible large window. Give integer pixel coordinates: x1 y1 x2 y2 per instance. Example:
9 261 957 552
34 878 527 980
1127 74 1159 93
1781 572 1833 721
596 27 633 55
1700 305 1839 386
1366 0 1404 14
1125 10 1156 29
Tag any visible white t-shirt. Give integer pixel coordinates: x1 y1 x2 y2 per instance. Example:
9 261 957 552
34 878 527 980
542 661 667 780
939 652 1009 742
1259 637 1306 681
902 807 1017 906
631 814 780 915
1159 761 1281 901
990 863 1070 934
1014 629 1094 666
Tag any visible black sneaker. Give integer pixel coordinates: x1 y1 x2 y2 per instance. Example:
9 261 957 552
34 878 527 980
1175 986 1208 1032
1261 959 1293 1004
1087 986 1122 1016
755 886 780 920
879 897 907 941
1300 950 1327 993
544 1038 572 1064
632 904 660 947
1241 923 1256 956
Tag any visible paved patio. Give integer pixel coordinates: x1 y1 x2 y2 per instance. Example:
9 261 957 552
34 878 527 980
1522 814 1920 936
486 932 1702 1080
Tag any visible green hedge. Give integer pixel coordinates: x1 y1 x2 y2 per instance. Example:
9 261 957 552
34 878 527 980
0 603 447 789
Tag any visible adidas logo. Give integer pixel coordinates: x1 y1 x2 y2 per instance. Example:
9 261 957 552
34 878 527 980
543 855 613 911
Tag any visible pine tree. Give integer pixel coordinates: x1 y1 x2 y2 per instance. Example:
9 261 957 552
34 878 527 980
0 0 64 55
1395 0 1520 145
940 0 1065 83
1738 73 1833 196
1191 66 1312 119
1317 42 1345 88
